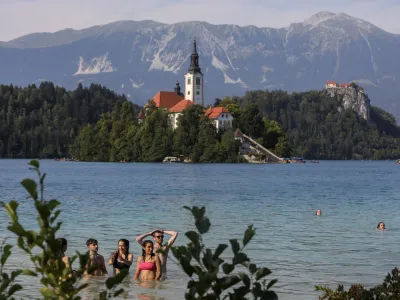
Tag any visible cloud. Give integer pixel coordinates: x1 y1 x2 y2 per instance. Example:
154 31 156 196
0 0 399 41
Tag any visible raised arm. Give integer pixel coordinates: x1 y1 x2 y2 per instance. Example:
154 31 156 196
136 230 154 246
154 256 162 280
133 256 141 279
163 230 179 247
108 252 116 265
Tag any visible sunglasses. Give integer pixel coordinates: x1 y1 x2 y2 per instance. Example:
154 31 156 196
155 235 164 239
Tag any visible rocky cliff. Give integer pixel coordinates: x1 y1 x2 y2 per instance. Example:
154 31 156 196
325 87 370 121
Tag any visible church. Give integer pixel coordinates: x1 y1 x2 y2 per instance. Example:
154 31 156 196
138 39 233 131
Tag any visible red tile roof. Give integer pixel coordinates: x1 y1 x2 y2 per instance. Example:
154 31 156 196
169 100 194 113
234 128 243 137
205 107 230 119
340 83 350 87
326 80 337 85
150 91 184 109
137 110 145 119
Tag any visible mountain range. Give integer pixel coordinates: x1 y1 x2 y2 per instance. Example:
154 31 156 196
1 11 400 119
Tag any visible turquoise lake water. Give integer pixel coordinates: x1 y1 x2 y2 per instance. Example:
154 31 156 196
1 159 400 299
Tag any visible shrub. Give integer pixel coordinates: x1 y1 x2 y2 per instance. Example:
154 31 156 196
170 206 278 299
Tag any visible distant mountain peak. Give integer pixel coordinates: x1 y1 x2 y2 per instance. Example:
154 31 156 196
303 11 337 26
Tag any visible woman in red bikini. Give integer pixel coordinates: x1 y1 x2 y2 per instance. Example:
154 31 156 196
133 240 161 280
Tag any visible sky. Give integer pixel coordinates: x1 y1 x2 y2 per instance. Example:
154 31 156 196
0 0 399 41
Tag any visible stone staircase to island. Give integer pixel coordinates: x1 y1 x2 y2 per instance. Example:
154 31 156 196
236 130 283 163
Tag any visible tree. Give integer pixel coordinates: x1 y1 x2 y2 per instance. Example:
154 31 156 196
240 104 264 139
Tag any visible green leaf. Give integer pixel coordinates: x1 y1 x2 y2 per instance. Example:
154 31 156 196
191 206 206 220
267 279 278 289
222 263 234 274
253 282 262 296
229 239 240 255
232 252 249 265
8 284 23 296
239 272 251 289
233 286 249 299
8 223 27 237
20 179 38 200
213 244 228 259
255 267 271 280
219 275 241 290
4 200 19 222
10 270 23 280
28 160 40 169
22 269 37 276
243 225 256 248
185 231 200 245
195 217 211 234
179 257 194 277
1 244 12 265
249 263 257 274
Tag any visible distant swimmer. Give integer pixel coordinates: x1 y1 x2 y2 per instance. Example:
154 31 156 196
377 222 386 230
316 209 322 216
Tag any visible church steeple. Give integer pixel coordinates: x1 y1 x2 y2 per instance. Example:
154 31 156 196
188 38 201 73
185 37 204 106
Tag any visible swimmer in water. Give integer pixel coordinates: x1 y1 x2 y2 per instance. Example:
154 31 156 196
316 209 322 216
84 238 108 276
108 239 133 275
133 240 161 281
377 222 386 230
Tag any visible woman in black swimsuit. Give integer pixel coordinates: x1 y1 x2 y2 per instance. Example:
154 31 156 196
108 239 133 274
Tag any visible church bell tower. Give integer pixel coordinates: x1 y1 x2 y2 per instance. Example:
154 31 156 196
184 38 204 106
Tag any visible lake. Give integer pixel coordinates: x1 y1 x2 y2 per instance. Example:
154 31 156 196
1 159 399 299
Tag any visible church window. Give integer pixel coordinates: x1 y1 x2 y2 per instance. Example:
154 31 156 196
188 78 191 85
196 77 201 85
196 91 200 95
188 91 190 95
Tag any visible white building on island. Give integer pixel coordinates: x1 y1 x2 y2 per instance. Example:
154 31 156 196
139 38 233 131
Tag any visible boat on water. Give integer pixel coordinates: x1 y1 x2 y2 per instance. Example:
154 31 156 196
163 156 182 163
290 157 306 163
395 159 400 164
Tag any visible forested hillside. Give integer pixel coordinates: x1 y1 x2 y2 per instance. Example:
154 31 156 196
1 82 400 161
234 90 400 159
0 82 137 158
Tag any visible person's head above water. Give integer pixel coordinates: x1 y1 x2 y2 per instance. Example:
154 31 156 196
316 209 322 216
86 238 98 253
377 222 386 230
151 230 164 244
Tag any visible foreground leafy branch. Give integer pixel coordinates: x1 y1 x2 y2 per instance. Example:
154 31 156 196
316 267 400 300
170 206 278 300
0 237 36 300
2 160 128 299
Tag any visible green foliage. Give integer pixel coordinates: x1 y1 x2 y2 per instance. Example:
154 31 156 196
73 104 242 163
170 206 278 300
237 90 400 159
0 238 35 300
2 160 128 299
0 82 138 159
316 267 400 299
